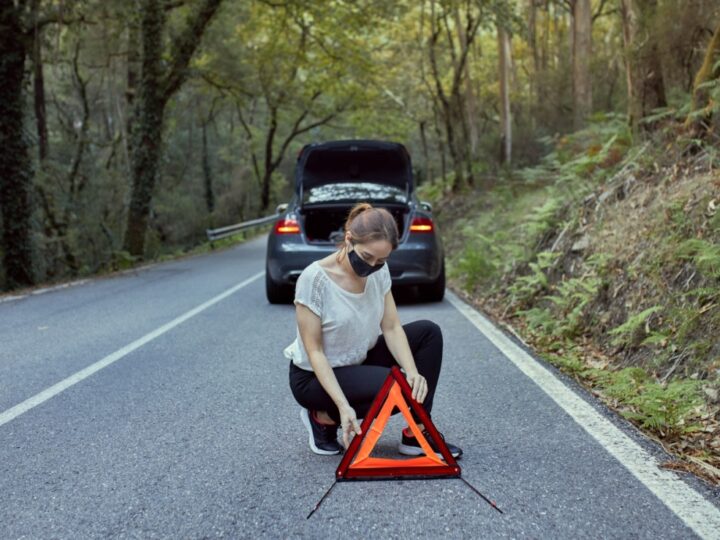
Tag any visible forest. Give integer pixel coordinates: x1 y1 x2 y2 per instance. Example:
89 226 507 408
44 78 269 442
2 0 720 482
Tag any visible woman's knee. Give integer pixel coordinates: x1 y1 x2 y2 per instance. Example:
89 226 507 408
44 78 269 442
404 320 443 372
428 319 442 339
412 319 443 345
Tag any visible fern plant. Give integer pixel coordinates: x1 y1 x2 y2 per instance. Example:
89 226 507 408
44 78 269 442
677 238 720 279
683 286 720 302
593 367 648 400
518 114 631 189
542 346 587 376
453 233 502 291
508 250 559 306
585 252 612 277
546 275 603 338
524 197 564 241
519 306 557 337
624 380 704 439
590 367 704 439
608 306 663 347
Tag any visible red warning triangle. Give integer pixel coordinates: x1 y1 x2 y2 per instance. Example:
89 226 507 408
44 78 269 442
336 366 461 481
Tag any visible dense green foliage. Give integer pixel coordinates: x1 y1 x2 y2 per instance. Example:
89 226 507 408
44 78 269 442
2 0 719 290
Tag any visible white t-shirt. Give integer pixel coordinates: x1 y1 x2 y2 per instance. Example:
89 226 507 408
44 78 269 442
283 259 392 371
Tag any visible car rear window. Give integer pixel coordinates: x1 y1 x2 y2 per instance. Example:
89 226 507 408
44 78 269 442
303 182 407 204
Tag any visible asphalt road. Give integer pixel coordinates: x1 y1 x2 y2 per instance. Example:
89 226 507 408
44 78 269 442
1 234 719 539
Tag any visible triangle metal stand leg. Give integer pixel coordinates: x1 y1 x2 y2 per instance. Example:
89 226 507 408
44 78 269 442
459 477 504 514
307 477 504 519
306 480 337 519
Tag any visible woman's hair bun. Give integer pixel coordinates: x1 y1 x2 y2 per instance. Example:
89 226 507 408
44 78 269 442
346 202 373 225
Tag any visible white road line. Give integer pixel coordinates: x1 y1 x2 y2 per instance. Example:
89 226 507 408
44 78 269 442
0 271 264 429
445 290 720 540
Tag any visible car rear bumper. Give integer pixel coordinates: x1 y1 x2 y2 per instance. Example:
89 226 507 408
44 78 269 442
267 235 443 286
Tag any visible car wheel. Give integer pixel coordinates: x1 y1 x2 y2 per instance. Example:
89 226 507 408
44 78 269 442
266 264 294 304
418 260 445 302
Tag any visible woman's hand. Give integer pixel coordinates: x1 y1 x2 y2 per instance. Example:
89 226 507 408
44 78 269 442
405 371 428 403
339 404 362 449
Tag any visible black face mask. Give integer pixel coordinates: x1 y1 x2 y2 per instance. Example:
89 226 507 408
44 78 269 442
347 243 385 277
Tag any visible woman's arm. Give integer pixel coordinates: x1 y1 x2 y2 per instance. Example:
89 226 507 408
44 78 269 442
296 303 362 446
379 291 428 403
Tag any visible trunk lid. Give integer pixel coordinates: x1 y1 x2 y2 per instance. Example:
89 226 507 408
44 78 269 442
295 140 413 204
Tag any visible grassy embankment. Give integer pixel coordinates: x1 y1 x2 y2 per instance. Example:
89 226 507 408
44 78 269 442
421 114 720 485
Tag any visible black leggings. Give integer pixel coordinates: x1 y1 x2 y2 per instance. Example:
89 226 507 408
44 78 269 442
288 319 443 424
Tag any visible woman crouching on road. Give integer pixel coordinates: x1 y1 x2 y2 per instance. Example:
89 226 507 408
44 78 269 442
284 202 462 458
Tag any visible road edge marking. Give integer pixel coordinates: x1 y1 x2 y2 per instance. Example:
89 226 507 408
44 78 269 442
445 289 720 540
0 271 264 429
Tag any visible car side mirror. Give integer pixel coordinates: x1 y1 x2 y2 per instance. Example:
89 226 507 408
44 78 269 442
275 203 288 214
420 201 433 212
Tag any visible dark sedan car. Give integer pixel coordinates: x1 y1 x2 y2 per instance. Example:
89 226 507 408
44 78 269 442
265 139 445 303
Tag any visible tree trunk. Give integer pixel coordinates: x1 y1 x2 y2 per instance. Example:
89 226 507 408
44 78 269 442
427 0 480 190
553 2 563 70
123 0 166 257
620 0 635 126
428 14 461 188
260 104 278 211
454 8 478 160
572 0 592 130
528 0 540 123
498 25 512 164
419 120 432 185
123 0 223 257
432 100 447 183
442 102 463 190
202 119 214 214
541 0 550 72
686 20 720 133
32 0 48 162
126 14 140 155
528 0 540 76
621 0 666 131
0 1 35 289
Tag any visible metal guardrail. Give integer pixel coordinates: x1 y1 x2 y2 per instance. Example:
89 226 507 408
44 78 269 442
206 213 280 242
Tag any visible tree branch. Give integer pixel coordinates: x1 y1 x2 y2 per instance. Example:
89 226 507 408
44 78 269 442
67 40 91 200
442 10 458 71
235 101 263 186
270 91 326 171
450 12 481 97
199 71 255 99
274 18 308 107
592 0 612 22
427 9 449 107
255 0 289 7
164 0 188 10
162 0 223 103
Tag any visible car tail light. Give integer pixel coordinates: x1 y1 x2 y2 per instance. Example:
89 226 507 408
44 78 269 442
274 217 300 234
409 216 434 233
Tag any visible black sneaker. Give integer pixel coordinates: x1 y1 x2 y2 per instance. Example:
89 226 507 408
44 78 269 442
300 408 343 455
398 428 463 459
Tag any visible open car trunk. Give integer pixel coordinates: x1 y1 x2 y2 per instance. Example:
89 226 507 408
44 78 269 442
301 203 409 244
296 140 413 196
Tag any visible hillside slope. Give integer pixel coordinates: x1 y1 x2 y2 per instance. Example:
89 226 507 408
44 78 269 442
426 117 720 485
